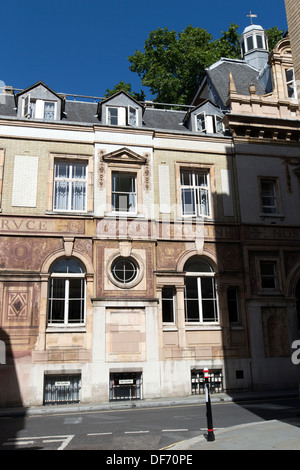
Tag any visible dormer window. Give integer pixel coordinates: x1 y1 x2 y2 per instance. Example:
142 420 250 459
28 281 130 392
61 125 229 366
195 112 224 134
107 106 138 126
22 95 56 120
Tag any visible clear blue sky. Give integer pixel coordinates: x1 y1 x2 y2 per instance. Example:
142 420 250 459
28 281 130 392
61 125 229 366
1 0 288 100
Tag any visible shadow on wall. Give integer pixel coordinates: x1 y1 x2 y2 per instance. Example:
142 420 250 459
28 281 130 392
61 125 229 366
0 328 26 449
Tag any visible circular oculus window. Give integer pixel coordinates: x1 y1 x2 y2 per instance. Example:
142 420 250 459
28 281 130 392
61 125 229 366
111 257 139 285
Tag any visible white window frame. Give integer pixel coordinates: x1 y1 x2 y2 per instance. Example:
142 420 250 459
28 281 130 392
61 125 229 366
285 68 297 99
111 171 137 215
44 101 56 120
53 160 88 213
128 106 138 126
162 286 176 324
48 273 86 327
23 95 31 118
260 178 278 214
195 112 206 132
180 170 211 218
184 272 218 323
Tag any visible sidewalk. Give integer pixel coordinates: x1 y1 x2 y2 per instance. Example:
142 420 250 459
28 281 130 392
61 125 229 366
171 419 300 450
0 389 299 450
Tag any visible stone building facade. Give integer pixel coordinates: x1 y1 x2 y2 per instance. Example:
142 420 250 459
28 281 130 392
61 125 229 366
0 20 299 407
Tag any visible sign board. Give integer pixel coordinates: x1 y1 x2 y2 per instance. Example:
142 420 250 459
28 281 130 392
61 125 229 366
55 381 70 387
119 379 134 385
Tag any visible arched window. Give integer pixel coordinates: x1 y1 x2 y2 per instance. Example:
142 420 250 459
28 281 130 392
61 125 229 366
184 257 218 323
48 258 86 326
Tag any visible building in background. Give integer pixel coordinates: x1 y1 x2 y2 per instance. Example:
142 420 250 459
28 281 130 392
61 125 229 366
0 18 299 408
285 0 300 96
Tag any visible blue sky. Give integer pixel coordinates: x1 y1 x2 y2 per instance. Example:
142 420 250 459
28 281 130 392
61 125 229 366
1 0 288 101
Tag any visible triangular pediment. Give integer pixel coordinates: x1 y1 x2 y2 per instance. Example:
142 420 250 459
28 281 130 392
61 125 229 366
102 147 146 165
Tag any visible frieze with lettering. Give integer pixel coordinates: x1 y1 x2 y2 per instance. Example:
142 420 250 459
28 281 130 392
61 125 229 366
0 216 85 234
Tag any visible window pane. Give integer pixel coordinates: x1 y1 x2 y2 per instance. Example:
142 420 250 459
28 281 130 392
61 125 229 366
71 182 86 211
112 258 138 283
44 102 55 120
185 277 200 322
49 278 65 323
247 36 254 51
227 287 239 323
162 287 175 322
112 173 136 212
73 163 87 179
108 108 118 125
181 188 195 215
50 258 85 274
201 277 214 299
202 299 217 321
55 162 69 179
54 181 69 210
260 261 276 289
256 35 263 49
68 279 85 323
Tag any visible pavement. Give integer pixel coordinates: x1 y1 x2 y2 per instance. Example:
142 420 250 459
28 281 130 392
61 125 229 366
0 388 299 450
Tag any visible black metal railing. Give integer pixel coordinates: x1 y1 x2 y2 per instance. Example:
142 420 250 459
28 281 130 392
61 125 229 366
191 369 223 395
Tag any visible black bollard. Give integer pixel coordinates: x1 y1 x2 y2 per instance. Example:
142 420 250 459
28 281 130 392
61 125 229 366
203 368 215 442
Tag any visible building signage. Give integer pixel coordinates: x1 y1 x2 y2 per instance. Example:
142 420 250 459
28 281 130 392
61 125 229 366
0 217 85 235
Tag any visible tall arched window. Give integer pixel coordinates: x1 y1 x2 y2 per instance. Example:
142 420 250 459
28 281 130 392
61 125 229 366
48 258 86 326
184 257 218 323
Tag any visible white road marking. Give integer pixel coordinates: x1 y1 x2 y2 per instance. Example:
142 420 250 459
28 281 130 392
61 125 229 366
2 435 74 450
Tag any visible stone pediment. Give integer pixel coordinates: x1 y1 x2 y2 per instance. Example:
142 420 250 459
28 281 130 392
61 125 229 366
102 147 147 165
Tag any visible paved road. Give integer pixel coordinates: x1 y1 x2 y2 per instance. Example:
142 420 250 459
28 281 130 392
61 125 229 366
0 396 299 450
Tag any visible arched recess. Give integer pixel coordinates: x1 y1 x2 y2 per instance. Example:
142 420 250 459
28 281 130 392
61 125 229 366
41 249 94 277
176 248 223 274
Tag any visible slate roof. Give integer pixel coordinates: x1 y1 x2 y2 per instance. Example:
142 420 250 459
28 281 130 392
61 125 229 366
0 93 191 132
205 59 267 108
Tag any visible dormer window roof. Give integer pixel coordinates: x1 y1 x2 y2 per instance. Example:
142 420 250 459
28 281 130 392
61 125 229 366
15 81 64 121
97 90 144 127
183 100 225 135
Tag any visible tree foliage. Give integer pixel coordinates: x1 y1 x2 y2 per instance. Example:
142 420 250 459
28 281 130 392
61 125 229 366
104 80 146 102
128 23 241 105
108 24 285 105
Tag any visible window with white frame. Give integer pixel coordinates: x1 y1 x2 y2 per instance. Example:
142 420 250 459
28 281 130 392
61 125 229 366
162 287 176 323
285 68 297 99
22 96 56 120
53 160 87 212
260 179 278 214
48 258 86 326
108 107 119 125
128 106 138 126
111 172 137 213
181 170 211 217
196 112 206 132
184 257 218 323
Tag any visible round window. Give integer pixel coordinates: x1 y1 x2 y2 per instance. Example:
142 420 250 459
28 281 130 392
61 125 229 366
111 257 138 284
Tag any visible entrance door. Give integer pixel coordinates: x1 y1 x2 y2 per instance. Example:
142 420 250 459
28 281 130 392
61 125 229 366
109 372 142 401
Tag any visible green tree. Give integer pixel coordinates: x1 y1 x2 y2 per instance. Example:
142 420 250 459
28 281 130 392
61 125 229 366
128 23 240 105
128 24 285 105
104 80 145 102
267 26 286 52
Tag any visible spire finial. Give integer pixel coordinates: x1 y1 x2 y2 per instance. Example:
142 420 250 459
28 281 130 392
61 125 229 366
247 11 257 25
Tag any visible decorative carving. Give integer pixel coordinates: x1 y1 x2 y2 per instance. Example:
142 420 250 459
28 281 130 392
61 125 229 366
143 153 151 192
98 149 106 190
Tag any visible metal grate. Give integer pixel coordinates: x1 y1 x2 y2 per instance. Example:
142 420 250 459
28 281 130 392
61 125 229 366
109 372 142 401
191 369 223 395
44 374 81 405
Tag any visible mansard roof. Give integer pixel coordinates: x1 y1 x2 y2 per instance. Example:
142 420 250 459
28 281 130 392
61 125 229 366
193 58 267 108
